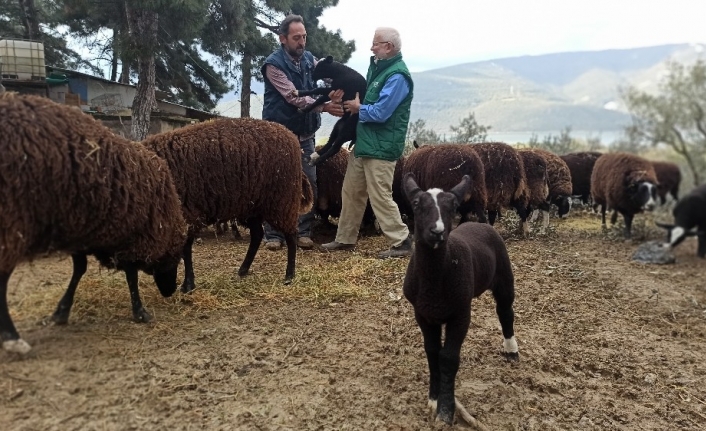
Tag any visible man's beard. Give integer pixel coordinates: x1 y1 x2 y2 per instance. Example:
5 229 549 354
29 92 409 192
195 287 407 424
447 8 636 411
287 46 304 58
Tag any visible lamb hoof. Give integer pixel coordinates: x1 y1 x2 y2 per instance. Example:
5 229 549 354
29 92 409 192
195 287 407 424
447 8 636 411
237 267 250 277
283 276 293 285
435 406 454 425
180 279 195 294
51 311 70 325
503 351 520 362
3 338 32 354
133 308 152 323
427 399 438 420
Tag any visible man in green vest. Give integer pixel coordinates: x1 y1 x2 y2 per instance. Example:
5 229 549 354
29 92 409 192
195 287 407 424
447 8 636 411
321 27 413 259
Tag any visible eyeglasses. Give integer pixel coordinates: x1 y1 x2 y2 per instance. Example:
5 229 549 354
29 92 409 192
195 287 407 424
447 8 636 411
372 41 391 47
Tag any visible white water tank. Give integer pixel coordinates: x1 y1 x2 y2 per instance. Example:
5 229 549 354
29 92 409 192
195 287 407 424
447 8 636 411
0 39 46 81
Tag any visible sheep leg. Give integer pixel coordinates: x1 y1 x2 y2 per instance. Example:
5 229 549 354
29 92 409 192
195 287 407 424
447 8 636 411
416 315 442 415
1 269 31 354
238 216 264 278
600 205 607 227
230 220 243 241
697 233 706 258
622 212 634 239
51 253 88 325
437 319 469 425
610 210 619 226
125 265 151 323
283 233 297 285
494 288 519 361
487 210 498 225
471 200 487 224
514 204 530 237
180 235 196 293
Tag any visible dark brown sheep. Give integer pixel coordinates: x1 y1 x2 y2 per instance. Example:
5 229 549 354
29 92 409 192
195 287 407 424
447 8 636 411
560 151 602 205
0 93 187 353
591 152 659 238
141 118 313 290
517 149 550 216
315 146 348 227
401 144 488 223
402 173 518 424
521 148 573 232
314 146 375 230
651 161 681 205
470 142 531 234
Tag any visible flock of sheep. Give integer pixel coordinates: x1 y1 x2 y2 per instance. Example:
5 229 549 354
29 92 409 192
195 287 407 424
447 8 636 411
2 90 704 426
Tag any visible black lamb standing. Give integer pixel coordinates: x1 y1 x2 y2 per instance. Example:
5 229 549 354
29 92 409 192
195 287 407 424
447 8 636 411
402 173 519 425
295 56 367 166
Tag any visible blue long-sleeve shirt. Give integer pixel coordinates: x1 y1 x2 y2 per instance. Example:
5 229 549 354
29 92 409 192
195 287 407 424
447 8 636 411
358 73 410 123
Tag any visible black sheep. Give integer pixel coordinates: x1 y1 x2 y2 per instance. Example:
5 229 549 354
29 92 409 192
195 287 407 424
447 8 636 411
656 184 706 257
402 173 518 425
294 56 366 166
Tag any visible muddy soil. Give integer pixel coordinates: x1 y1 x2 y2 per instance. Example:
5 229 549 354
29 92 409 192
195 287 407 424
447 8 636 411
2 214 705 430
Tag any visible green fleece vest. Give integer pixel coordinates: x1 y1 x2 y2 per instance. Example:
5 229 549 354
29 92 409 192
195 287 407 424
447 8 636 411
354 53 413 161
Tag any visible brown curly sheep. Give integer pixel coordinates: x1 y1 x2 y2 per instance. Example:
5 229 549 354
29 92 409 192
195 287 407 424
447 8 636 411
517 149 550 217
0 93 187 354
141 118 314 290
402 144 488 223
651 161 681 205
521 148 573 232
560 151 602 205
470 143 531 235
591 152 659 238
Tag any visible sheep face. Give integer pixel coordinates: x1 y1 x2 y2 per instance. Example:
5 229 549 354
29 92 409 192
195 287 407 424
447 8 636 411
144 258 180 297
628 180 658 212
554 196 572 218
403 173 471 249
311 56 337 82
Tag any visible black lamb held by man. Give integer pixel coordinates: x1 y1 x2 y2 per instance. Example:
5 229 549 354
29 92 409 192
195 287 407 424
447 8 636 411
294 55 367 166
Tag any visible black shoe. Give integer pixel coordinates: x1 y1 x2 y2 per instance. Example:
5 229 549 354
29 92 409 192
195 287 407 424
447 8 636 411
378 236 413 259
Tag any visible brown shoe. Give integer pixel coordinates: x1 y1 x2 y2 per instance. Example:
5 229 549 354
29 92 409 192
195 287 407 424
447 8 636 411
378 236 413 259
320 241 355 251
264 240 282 251
297 236 315 249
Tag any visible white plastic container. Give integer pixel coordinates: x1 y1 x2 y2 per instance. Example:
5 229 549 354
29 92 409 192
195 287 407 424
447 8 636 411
0 39 46 81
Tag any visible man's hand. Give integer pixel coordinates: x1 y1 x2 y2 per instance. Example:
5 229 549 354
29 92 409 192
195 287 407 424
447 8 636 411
343 92 361 114
328 89 344 103
323 101 345 117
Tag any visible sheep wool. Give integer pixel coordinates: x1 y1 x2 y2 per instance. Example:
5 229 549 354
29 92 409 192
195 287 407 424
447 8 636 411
0 92 186 273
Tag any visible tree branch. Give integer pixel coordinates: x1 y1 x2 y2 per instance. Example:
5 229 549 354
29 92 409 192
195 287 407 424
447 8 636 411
254 17 278 35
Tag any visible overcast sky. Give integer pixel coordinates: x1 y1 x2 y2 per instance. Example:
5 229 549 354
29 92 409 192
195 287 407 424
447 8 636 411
318 0 706 74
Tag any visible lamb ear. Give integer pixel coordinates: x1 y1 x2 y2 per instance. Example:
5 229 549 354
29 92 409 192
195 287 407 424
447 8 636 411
655 222 674 230
325 55 333 63
450 175 472 203
403 172 422 201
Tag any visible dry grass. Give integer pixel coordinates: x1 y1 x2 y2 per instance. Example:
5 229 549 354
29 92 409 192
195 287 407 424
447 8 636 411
8 208 674 329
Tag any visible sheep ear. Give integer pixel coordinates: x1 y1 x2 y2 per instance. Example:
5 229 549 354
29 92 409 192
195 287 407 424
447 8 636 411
325 55 333 63
403 172 422 201
450 175 472 203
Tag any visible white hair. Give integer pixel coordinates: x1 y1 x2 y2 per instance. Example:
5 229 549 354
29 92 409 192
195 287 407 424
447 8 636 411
375 27 402 54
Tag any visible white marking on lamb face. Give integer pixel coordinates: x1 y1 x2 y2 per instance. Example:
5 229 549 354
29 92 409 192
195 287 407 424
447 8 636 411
503 336 518 354
427 189 445 233
3 338 32 354
670 227 686 246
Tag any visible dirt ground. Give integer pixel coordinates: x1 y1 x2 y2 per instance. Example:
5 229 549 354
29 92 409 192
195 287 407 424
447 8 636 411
2 211 706 431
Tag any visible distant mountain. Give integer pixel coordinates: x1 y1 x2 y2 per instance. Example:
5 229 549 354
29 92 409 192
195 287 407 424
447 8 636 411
216 43 705 143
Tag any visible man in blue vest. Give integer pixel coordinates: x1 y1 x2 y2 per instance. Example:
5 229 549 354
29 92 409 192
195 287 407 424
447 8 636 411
261 14 344 250
321 27 413 259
